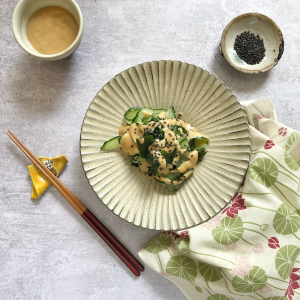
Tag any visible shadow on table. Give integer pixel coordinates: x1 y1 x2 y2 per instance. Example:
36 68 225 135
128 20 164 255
208 46 270 94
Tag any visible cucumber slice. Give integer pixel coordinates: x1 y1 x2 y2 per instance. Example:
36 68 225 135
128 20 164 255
165 106 176 119
132 107 167 124
142 116 153 124
189 137 209 149
101 136 122 150
131 155 145 167
179 138 189 150
124 106 139 124
188 137 209 161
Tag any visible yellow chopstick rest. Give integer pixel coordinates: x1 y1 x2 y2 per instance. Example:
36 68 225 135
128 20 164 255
28 155 68 199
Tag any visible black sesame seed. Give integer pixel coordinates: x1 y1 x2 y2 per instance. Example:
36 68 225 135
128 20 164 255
234 31 265 65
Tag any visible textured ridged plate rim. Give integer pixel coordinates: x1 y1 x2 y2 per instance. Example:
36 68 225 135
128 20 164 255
80 60 251 231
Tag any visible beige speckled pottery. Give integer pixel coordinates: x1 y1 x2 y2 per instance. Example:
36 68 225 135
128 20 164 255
219 13 284 74
80 61 251 231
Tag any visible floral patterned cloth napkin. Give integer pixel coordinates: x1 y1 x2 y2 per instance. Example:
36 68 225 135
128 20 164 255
138 99 300 300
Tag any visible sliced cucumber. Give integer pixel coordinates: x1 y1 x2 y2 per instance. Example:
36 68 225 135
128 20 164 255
142 117 151 124
131 155 145 167
132 107 167 124
188 137 209 161
165 106 176 119
189 137 209 149
101 136 122 150
179 138 189 150
178 134 187 144
124 106 139 124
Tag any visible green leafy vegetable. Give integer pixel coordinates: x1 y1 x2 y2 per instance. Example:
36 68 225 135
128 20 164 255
145 153 160 171
161 148 177 164
137 135 155 158
101 106 209 191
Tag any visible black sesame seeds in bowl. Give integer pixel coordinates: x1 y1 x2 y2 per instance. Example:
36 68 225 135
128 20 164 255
234 31 266 65
219 13 284 74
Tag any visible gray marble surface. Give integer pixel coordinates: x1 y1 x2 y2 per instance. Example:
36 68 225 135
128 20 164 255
1 0 300 299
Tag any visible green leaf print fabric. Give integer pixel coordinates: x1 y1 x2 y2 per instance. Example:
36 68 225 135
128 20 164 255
138 100 300 300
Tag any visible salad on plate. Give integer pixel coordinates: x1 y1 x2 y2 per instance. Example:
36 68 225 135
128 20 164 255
101 106 209 191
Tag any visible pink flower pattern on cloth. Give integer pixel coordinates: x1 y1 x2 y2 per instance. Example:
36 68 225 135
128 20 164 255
278 127 288 136
268 237 280 249
162 230 190 241
232 256 252 277
264 139 275 149
259 285 272 293
169 242 176 250
180 230 189 238
225 243 236 250
252 243 263 254
285 268 300 300
222 193 247 218
258 113 271 120
139 100 300 300
163 231 181 240
202 216 222 230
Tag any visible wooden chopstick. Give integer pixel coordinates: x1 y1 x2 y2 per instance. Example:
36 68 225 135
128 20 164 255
7 130 144 276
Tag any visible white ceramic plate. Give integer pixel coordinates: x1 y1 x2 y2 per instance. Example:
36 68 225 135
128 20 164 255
80 61 251 231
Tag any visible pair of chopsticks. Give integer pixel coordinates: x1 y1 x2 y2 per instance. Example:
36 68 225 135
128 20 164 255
7 131 144 277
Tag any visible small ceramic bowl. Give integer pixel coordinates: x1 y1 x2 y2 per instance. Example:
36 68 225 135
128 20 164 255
12 0 83 61
219 13 284 74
